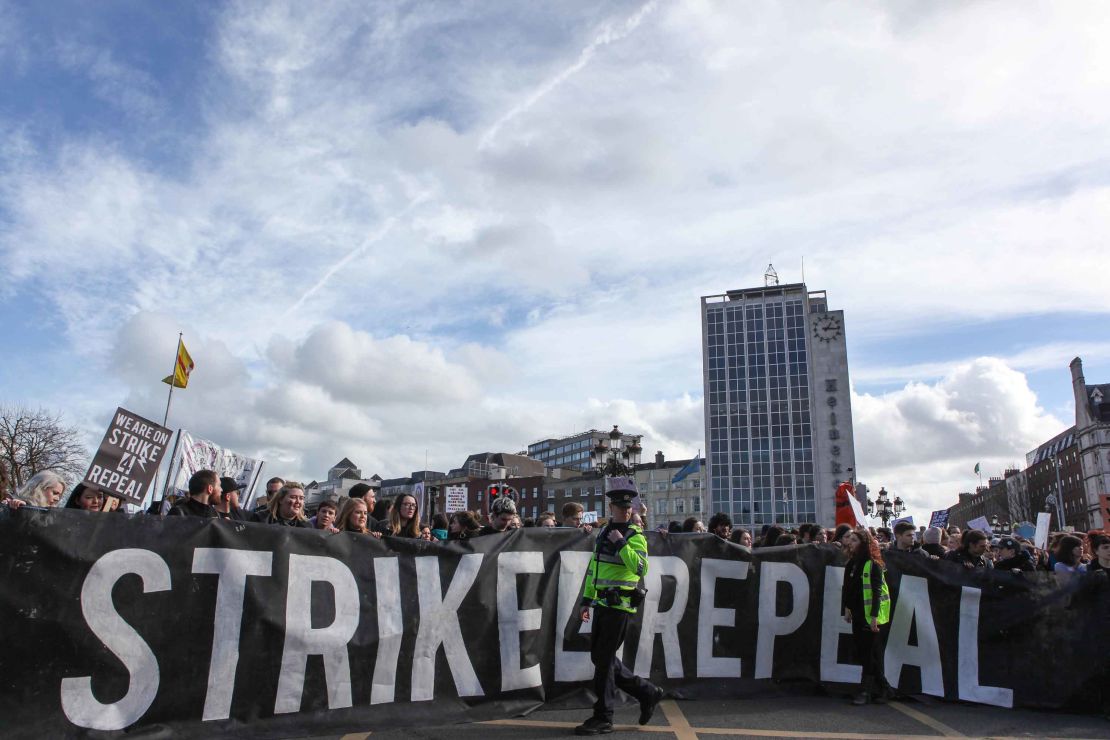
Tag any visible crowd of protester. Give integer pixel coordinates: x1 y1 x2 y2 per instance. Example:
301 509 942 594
1 463 1107 712
4 466 1105 581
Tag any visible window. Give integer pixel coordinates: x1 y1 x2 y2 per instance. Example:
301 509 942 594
654 499 667 515
595 501 604 515
675 498 686 514
654 481 667 491
692 496 702 513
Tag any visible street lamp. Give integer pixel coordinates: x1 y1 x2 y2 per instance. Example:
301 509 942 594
867 487 904 528
593 426 641 477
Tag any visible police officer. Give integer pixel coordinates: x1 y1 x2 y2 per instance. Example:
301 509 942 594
575 477 664 736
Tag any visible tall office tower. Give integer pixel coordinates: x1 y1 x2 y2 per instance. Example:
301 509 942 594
701 279 856 528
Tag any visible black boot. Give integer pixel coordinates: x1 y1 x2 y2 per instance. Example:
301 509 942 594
639 686 664 725
872 681 893 704
574 716 614 735
851 677 873 706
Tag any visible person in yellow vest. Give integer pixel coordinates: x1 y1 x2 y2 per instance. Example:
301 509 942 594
575 477 664 736
841 527 893 705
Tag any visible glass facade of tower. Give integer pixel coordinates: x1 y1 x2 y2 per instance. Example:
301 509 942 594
704 287 815 526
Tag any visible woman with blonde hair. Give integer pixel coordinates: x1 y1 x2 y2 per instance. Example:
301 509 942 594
8 470 66 509
336 497 383 538
387 493 421 538
258 481 308 527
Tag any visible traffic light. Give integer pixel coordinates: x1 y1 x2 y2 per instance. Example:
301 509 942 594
488 483 502 499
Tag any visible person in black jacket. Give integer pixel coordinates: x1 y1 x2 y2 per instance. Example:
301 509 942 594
64 483 104 512
994 537 1034 572
168 470 220 518
841 527 893 705
214 476 250 522
255 481 308 527
944 530 992 569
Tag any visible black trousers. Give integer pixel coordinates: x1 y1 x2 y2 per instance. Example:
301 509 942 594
590 604 656 721
850 616 891 692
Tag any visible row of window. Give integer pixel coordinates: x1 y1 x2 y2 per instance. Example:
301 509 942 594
652 497 704 516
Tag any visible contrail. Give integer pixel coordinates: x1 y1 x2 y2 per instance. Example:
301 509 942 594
479 0 660 151
289 2 659 311
285 190 432 316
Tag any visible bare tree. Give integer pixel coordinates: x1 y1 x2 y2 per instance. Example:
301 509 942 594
0 405 88 496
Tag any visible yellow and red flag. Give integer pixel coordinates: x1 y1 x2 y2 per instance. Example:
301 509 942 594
161 339 195 389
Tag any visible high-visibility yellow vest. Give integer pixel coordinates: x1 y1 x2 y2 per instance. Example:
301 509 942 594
861 560 891 625
583 524 648 614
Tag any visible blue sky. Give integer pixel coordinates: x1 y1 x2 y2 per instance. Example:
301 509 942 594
2 1 1109 521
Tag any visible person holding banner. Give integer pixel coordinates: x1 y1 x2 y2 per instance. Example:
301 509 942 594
841 527 893 705
336 496 382 538
7 470 66 509
64 483 103 512
256 482 308 527
448 510 481 540
386 493 422 538
215 477 250 522
310 497 341 532
1089 533 1110 575
945 530 992 569
575 478 663 736
921 527 946 557
1053 535 1087 579
168 470 220 518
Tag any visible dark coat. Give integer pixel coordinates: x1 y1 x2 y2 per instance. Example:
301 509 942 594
167 497 217 518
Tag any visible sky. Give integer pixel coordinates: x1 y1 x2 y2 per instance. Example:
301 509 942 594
2 0 1109 523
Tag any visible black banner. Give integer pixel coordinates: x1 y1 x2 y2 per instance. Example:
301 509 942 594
0 509 1106 738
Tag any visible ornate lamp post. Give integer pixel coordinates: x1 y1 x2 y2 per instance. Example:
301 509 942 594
866 487 904 528
592 426 642 477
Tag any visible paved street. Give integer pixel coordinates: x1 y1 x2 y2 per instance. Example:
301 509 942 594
319 689 1108 740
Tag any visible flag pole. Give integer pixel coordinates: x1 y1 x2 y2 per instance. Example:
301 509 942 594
163 332 183 427
155 429 182 512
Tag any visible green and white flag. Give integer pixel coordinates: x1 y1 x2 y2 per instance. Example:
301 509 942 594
974 462 981 475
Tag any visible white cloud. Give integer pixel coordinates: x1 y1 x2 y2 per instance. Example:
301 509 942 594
281 321 481 405
852 358 1066 521
1 2 1109 514
55 41 164 120
854 341 1110 386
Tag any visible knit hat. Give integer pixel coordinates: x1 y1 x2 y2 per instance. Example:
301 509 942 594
923 526 943 545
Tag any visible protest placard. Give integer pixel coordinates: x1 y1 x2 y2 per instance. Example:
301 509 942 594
847 490 866 526
445 485 468 513
581 510 598 524
169 430 262 502
929 510 950 528
966 515 992 534
82 407 172 506
1034 512 1051 550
